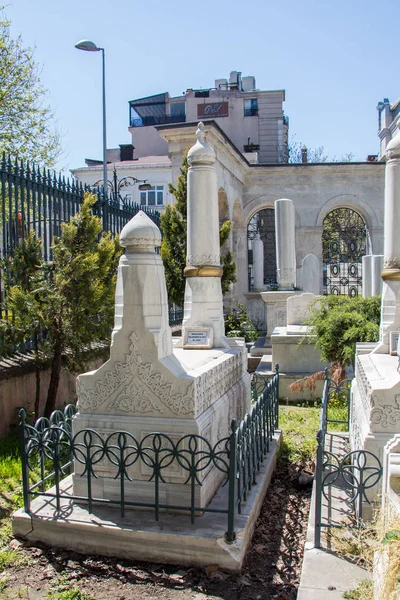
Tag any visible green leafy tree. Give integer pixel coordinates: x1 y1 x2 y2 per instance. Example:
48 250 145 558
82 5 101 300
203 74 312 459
0 9 61 165
0 231 44 416
160 154 237 306
306 295 381 370
1 194 121 418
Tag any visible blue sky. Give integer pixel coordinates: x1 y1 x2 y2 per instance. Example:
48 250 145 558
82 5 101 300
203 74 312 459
6 0 399 173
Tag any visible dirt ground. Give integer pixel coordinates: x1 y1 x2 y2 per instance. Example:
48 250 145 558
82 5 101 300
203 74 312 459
3 461 310 600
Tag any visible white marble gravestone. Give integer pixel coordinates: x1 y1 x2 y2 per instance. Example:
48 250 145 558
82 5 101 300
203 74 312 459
271 293 328 398
350 122 400 504
73 134 250 510
300 253 320 295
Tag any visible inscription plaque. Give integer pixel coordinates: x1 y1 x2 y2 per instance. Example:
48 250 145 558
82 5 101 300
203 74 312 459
183 327 213 350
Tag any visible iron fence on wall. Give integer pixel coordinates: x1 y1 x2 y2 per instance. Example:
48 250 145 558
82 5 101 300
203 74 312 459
0 153 160 261
0 155 185 359
19 367 279 543
314 371 382 548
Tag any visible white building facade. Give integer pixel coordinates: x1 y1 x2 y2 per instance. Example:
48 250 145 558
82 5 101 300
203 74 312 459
72 80 388 327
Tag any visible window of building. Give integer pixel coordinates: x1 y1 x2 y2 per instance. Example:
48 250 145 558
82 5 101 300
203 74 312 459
170 102 186 117
140 185 164 206
244 98 258 117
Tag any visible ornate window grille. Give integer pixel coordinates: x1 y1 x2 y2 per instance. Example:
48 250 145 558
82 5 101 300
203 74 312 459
322 207 368 296
247 208 277 291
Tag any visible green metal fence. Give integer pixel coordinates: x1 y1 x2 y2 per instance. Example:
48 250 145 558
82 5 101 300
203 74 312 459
314 371 382 547
0 153 160 261
18 367 279 543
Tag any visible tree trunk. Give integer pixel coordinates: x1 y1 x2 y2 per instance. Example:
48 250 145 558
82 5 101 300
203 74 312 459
44 346 62 419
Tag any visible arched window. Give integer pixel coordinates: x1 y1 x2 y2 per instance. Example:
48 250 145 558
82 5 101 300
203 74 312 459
247 208 277 290
322 207 368 296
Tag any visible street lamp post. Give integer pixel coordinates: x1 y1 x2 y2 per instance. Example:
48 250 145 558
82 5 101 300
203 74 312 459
75 40 107 199
94 166 151 205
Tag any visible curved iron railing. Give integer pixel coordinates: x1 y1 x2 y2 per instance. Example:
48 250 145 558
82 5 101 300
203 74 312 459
19 367 280 543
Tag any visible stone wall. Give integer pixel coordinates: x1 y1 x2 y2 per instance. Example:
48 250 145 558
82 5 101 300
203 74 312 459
0 356 104 438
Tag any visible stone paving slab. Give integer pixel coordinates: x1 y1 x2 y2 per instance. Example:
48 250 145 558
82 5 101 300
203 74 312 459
297 433 370 599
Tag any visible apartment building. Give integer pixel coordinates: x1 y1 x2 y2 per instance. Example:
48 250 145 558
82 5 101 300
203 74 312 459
128 71 288 164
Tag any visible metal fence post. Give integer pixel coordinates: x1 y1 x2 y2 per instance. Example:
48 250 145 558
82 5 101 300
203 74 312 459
226 419 238 542
314 428 323 548
275 363 279 429
19 408 31 514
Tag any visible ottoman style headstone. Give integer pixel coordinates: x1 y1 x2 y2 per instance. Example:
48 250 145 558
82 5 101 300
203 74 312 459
182 122 228 349
300 253 320 295
73 128 250 510
371 255 384 297
362 255 373 297
350 122 400 505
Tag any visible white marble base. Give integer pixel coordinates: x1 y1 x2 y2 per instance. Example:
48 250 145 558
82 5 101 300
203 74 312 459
271 326 329 375
13 433 281 571
260 291 302 339
74 338 250 510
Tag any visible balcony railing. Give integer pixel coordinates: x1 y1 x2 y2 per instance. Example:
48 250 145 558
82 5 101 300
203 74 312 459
130 115 186 128
244 108 258 117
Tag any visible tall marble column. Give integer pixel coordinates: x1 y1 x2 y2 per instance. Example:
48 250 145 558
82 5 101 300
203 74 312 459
232 225 247 300
182 123 228 348
376 122 400 352
362 255 373 297
253 233 264 290
275 198 296 290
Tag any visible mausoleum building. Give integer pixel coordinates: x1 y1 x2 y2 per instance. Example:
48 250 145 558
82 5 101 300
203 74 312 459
72 77 388 331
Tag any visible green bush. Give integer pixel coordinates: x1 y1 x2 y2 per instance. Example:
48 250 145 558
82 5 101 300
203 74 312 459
305 295 380 369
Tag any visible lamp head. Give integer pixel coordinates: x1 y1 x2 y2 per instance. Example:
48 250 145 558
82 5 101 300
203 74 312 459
138 183 152 191
75 40 100 52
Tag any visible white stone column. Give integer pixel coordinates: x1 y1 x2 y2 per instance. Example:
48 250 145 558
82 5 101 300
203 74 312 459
371 255 384 296
375 122 400 352
182 123 227 348
253 233 264 290
362 255 373 297
275 198 296 290
232 225 247 299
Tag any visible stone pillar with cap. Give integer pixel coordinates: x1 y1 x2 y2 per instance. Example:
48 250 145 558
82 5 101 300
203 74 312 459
182 122 228 348
275 198 296 290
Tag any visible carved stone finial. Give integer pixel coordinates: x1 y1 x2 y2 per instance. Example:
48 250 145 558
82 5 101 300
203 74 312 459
187 122 216 165
196 121 205 142
120 210 161 252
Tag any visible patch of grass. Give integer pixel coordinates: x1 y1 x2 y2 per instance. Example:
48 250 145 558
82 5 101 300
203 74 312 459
278 405 320 468
343 578 373 599
0 433 25 578
0 572 10 593
327 522 375 567
0 550 18 571
48 575 92 600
